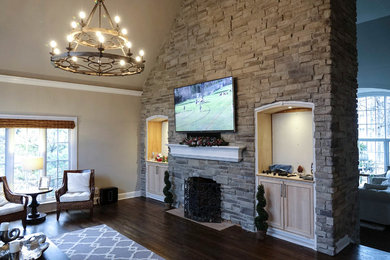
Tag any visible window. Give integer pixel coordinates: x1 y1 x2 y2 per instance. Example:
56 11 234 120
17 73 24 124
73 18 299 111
358 96 390 178
13 128 42 188
46 129 70 199
0 129 5 176
0 115 77 202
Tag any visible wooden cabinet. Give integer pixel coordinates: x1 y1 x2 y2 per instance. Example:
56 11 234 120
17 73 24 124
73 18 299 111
258 176 314 238
260 178 284 230
146 161 167 201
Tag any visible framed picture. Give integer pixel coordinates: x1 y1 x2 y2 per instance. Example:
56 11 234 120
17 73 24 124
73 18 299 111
39 176 50 190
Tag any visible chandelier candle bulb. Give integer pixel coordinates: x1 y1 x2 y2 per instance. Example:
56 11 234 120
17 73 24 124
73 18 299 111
67 35 74 43
79 11 86 19
139 50 145 57
49 0 145 76
71 21 78 29
50 40 57 48
98 35 105 43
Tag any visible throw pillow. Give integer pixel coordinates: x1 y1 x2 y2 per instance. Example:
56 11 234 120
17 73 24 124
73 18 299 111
381 179 390 186
0 185 8 207
67 172 91 193
363 183 388 190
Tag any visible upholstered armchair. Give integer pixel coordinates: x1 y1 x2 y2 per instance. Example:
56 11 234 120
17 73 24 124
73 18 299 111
55 169 95 221
0 177 28 229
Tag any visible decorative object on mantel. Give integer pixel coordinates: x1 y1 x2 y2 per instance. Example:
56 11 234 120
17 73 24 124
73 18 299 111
49 0 145 76
163 171 173 210
297 165 304 173
254 185 268 240
180 136 228 147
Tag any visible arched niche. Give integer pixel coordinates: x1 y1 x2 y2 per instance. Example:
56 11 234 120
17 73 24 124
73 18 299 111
146 115 169 161
254 101 315 175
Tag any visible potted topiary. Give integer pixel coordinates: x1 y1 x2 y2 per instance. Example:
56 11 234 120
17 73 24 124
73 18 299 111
163 171 174 210
254 184 269 239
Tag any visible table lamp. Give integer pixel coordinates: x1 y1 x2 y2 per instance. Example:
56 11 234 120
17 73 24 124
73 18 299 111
23 157 44 188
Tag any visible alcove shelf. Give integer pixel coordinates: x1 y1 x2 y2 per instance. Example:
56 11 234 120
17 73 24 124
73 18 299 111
167 144 246 162
146 115 168 202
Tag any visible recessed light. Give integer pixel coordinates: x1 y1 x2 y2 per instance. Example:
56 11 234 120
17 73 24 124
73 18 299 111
288 106 292 109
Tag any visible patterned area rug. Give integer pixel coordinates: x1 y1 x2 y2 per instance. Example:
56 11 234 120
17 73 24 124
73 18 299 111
51 224 164 260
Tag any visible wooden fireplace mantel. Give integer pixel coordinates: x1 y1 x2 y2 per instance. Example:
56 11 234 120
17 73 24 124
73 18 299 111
167 144 246 162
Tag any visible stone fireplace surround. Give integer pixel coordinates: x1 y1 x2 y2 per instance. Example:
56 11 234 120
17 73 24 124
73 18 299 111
139 0 358 256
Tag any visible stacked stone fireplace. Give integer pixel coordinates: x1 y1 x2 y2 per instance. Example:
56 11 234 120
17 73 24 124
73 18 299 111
140 0 358 255
184 177 221 223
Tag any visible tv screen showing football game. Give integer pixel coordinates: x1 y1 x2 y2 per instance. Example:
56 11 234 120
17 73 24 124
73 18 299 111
174 77 235 132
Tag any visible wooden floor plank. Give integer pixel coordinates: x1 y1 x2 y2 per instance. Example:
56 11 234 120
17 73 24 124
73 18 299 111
8 197 390 260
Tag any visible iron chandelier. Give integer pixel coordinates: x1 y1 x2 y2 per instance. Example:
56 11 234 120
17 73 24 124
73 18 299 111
49 0 145 76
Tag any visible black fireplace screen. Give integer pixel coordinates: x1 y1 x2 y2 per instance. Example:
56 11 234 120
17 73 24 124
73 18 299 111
184 177 221 223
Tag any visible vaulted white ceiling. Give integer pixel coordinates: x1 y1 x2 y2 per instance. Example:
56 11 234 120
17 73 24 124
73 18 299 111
0 0 182 90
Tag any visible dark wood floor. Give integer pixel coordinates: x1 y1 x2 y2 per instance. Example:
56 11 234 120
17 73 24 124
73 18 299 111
360 225 390 253
8 197 390 260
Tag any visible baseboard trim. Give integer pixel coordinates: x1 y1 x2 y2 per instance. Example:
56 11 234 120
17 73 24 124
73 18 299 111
118 191 142 200
335 235 351 254
0 74 142 96
267 227 316 250
146 192 164 202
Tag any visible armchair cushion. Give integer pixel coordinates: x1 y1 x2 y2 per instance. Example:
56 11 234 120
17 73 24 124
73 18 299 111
59 192 91 203
363 183 388 190
0 203 24 216
67 172 91 193
371 177 387 185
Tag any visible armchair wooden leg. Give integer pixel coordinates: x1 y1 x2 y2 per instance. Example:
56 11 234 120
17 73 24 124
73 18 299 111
56 210 61 221
22 218 26 230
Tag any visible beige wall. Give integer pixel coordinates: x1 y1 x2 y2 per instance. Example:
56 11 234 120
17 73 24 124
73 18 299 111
0 82 140 194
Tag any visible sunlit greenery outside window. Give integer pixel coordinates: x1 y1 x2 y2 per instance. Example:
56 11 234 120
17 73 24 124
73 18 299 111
0 127 74 201
358 96 390 178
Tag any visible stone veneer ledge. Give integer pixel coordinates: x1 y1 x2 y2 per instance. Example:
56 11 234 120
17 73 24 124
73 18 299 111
138 0 358 256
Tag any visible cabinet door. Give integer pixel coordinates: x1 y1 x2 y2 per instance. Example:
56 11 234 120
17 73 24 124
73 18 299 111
258 177 284 230
147 164 157 194
284 182 314 238
155 165 167 197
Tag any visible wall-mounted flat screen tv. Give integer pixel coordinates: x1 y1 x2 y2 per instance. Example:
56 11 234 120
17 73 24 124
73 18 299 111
174 76 235 133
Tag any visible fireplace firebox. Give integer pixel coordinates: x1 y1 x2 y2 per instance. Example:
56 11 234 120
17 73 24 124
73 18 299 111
184 177 221 223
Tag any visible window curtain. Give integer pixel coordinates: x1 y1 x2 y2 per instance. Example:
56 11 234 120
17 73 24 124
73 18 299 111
0 119 75 129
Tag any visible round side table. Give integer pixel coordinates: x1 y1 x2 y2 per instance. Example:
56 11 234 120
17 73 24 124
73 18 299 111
15 188 53 224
